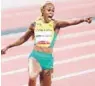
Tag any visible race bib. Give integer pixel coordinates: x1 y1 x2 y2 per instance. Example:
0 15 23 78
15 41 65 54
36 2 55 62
34 21 54 47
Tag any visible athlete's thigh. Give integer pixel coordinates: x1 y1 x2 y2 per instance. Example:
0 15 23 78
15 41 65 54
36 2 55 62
40 69 53 80
43 69 53 76
40 69 53 86
28 57 42 78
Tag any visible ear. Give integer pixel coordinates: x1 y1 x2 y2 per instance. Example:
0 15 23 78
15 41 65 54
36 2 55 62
41 7 44 16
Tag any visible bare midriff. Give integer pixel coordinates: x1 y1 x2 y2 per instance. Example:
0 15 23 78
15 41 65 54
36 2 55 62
33 45 53 54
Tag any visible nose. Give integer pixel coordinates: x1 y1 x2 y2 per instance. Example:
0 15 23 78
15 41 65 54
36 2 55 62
49 11 54 15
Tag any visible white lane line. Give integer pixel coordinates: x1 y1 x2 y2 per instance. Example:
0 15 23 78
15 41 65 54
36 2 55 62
54 40 95 51
2 54 28 62
2 29 95 39
58 29 95 40
54 53 95 65
21 39 95 47
2 53 95 76
53 68 95 81
21 38 95 47
1 68 27 76
2 30 95 48
2 1 95 18
23 68 95 86
2 40 95 62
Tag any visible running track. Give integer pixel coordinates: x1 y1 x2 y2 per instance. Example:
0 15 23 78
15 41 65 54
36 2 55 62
1 0 95 86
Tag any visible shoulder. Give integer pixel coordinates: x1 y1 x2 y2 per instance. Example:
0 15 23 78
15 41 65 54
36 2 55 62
53 19 71 28
29 22 36 31
31 22 36 27
51 19 61 29
51 19 57 27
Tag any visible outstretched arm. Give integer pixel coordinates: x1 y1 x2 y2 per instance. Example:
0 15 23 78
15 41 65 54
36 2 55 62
55 17 92 28
1 24 34 54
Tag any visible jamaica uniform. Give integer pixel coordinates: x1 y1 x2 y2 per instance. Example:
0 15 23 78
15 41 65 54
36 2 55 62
29 18 57 69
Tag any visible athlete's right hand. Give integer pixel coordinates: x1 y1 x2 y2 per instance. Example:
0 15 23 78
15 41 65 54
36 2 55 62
1 47 8 55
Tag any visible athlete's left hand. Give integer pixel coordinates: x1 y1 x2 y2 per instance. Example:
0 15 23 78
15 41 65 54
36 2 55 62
84 17 92 24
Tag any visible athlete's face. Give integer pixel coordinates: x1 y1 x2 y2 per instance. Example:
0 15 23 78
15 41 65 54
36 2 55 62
42 4 55 19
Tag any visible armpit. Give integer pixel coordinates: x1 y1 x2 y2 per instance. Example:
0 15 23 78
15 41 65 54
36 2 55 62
29 22 36 32
31 22 36 27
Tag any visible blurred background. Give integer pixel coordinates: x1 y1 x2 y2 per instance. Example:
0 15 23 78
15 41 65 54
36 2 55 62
1 0 95 86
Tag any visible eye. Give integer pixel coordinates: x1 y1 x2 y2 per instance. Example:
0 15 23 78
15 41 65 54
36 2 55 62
48 9 51 11
48 9 54 12
52 9 54 12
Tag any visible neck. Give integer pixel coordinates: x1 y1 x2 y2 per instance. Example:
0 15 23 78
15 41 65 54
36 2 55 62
42 16 51 23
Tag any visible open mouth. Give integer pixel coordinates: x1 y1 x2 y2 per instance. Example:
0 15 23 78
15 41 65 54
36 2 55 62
48 16 53 18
